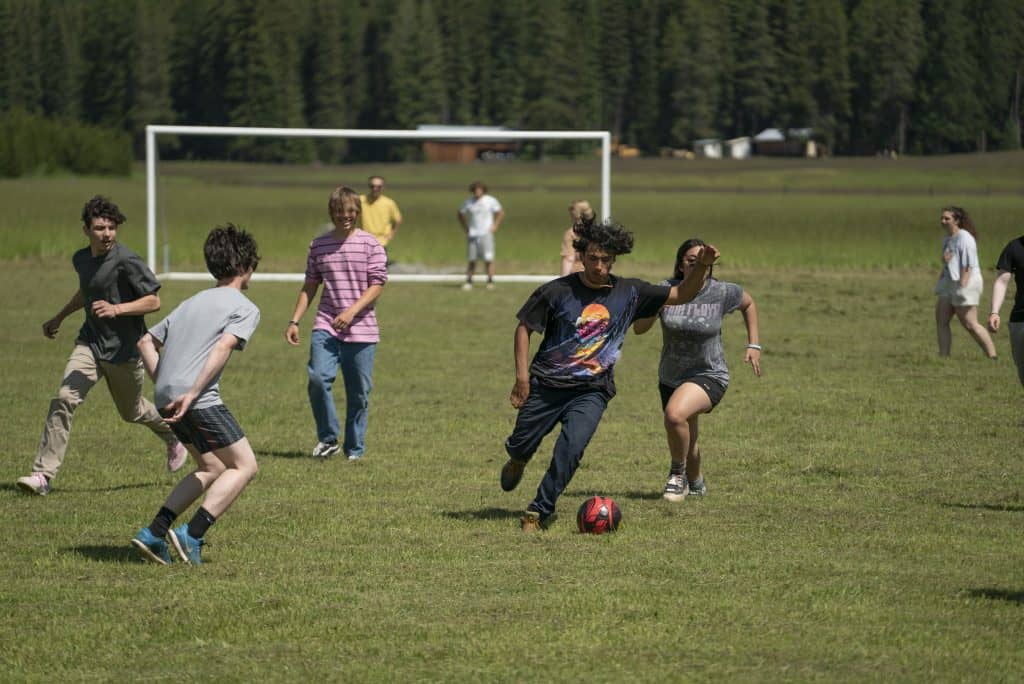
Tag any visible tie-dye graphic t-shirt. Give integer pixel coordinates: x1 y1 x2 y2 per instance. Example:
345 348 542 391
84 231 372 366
517 274 669 396
657 278 743 389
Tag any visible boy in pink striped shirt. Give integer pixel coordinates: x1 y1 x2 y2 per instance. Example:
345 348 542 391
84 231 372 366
286 186 388 459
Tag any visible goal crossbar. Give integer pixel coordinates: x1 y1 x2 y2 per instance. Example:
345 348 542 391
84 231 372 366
145 125 612 281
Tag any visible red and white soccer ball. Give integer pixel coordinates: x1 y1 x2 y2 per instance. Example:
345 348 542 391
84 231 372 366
576 495 621 534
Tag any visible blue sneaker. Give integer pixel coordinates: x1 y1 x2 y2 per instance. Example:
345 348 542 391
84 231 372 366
132 527 172 565
169 524 204 565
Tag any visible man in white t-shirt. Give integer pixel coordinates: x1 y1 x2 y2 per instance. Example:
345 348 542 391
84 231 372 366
457 181 504 290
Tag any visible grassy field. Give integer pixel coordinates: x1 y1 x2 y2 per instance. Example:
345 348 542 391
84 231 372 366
2 156 1023 681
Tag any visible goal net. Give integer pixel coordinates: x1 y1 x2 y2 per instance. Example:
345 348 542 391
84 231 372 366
145 125 612 283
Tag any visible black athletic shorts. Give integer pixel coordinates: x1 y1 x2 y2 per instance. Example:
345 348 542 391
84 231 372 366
659 376 728 412
161 404 245 454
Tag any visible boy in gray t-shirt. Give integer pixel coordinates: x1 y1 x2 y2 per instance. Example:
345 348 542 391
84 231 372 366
131 225 262 566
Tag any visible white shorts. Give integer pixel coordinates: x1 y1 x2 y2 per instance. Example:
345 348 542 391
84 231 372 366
467 233 495 262
935 271 983 307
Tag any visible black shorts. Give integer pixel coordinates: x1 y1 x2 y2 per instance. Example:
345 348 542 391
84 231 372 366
659 376 728 412
161 404 245 454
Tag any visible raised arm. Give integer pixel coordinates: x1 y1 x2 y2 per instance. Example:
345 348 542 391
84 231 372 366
738 292 762 377
43 289 85 338
989 271 1012 332
509 322 532 408
664 245 720 306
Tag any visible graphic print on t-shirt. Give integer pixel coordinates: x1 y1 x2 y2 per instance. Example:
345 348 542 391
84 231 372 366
572 303 611 373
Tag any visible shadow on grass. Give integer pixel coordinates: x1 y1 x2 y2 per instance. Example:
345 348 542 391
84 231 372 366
572 489 663 501
967 588 1024 604
941 501 1024 513
62 481 163 494
443 507 521 522
260 449 313 459
67 544 138 563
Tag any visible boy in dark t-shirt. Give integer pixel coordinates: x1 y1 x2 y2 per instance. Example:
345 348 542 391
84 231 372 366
989 235 1024 385
500 219 719 531
16 196 186 496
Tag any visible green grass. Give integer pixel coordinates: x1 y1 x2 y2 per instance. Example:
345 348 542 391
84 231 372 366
2 157 1024 680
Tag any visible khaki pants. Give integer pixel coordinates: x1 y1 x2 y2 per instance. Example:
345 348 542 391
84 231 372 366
33 344 175 478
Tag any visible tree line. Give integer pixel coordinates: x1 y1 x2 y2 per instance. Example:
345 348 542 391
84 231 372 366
1 0 1021 166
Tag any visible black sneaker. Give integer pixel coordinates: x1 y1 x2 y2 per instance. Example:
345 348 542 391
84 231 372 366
500 459 526 492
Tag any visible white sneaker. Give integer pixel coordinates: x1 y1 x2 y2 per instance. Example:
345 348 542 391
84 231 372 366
662 473 687 502
312 441 340 459
16 472 51 496
461 282 473 291
166 440 188 472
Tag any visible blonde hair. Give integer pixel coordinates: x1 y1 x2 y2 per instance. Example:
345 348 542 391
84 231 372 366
569 199 595 224
328 185 361 218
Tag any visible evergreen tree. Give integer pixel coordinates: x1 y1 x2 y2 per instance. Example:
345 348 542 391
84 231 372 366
520 0 578 135
968 0 1024 150
437 0 479 124
662 1 726 146
626 0 662 151
912 0 983 153
727 0 778 136
39 1 85 120
770 0 818 131
599 0 631 141
488 0 527 127
0 0 44 113
804 0 852 151
131 0 177 155
848 0 924 154
79 0 135 131
306 0 348 161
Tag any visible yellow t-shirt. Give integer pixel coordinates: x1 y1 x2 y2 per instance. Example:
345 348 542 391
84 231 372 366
359 195 402 246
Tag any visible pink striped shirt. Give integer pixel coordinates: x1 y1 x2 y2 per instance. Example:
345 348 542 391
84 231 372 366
305 228 388 342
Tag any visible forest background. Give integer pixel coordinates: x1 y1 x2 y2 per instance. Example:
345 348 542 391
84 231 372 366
1 0 1023 171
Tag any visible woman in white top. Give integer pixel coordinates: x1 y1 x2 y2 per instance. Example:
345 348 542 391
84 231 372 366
935 205 996 358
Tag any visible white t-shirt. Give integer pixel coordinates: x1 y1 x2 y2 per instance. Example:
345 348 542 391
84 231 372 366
941 230 980 282
459 194 503 237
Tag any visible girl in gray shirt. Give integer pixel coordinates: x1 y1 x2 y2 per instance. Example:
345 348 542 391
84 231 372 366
634 238 762 502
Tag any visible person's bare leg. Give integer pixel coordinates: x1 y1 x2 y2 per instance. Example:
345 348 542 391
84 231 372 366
194 437 258 518
955 305 997 358
936 297 954 356
664 384 712 474
163 444 225 514
486 260 495 283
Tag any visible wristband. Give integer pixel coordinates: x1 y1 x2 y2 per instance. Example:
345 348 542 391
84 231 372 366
746 344 762 351
288 320 299 326
990 312 999 316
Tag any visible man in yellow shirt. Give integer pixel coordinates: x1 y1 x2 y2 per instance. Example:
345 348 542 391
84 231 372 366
359 176 403 260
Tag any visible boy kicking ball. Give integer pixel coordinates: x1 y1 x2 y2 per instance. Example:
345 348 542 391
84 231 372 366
131 225 261 565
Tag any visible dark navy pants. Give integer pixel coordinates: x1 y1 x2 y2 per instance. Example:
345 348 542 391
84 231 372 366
504 381 609 519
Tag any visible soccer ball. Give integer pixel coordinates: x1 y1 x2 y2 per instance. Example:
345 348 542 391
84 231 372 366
576 496 621 534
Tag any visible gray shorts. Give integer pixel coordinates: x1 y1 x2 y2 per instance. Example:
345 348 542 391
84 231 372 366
467 233 495 262
935 272 983 307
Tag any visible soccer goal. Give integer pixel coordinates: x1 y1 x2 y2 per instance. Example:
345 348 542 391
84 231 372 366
145 125 612 283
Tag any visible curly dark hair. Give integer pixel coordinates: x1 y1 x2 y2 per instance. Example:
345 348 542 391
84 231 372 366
81 195 126 228
572 219 634 256
204 224 260 280
943 205 978 241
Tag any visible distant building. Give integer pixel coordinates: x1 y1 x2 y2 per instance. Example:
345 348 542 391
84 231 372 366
693 138 723 159
724 137 751 159
417 125 518 163
753 127 822 157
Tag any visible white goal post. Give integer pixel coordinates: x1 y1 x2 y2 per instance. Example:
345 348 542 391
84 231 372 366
145 125 612 282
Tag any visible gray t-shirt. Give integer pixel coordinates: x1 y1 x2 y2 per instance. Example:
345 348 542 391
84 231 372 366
148 287 261 410
657 278 744 389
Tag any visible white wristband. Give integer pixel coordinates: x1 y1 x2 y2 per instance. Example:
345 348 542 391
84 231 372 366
746 344 762 351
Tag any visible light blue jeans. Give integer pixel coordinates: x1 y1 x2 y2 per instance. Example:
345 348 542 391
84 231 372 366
307 330 376 456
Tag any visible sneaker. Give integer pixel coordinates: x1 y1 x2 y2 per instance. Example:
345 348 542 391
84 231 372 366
662 472 688 502
16 472 50 496
461 282 473 291
132 527 173 565
500 459 526 492
166 440 188 472
688 477 707 497
312 441 340 459
346 452 363 461
169 524 204 565
521 510 543 533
